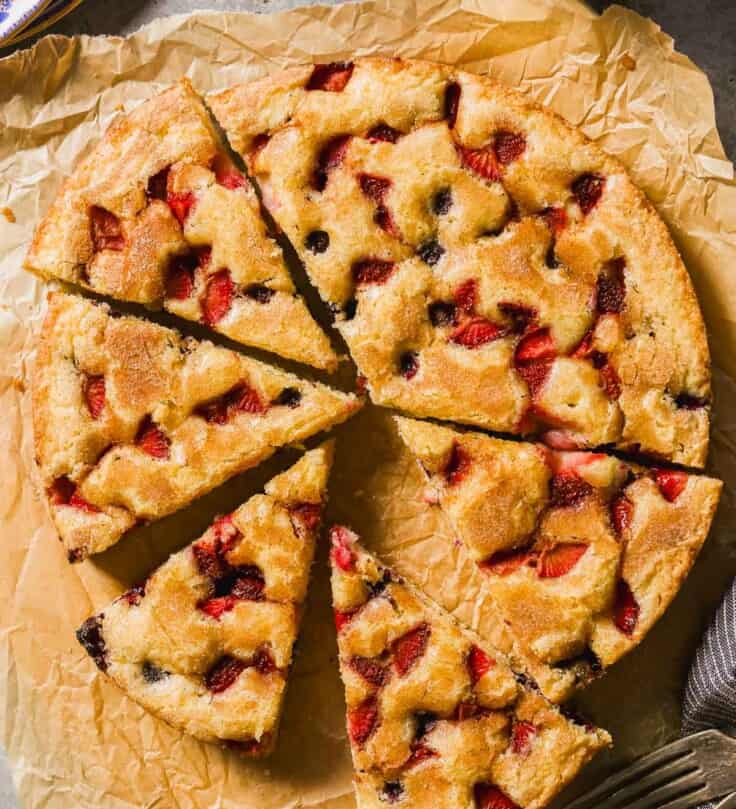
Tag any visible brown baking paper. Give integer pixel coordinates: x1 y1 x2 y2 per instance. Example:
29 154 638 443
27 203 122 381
1 1 736 807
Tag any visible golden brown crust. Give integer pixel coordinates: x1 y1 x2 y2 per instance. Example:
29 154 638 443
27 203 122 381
329 528 610 809
396 417 722 687
24 79 337 370
76 444 333 753
33 292 359 560
211 57 712 465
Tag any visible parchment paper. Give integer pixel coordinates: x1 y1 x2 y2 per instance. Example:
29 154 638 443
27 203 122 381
1 1 735 807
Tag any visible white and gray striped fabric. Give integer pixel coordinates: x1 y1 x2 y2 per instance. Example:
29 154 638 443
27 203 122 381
683 579 736 809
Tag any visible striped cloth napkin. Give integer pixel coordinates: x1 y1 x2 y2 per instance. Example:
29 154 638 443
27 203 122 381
683 579 736 809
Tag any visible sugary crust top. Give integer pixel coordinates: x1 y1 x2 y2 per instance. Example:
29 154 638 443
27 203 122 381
77 445 332 752
24 79 336 370
329 529 609 809
211 57 712 465
32 293 358 560
396 417 722 686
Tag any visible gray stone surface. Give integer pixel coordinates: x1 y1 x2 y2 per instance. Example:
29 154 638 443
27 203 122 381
0 1 734 807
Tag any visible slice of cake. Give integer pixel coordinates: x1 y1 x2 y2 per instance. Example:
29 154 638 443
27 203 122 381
396 417 722 697
33 292 360 561
328 525 610 809
75 443 333 754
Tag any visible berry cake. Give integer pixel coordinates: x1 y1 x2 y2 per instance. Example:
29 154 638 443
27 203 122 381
33 292 359 561
396 417 722 700
211 58 711 465
328 525 611 809
24 79 337 371
76 443 333 754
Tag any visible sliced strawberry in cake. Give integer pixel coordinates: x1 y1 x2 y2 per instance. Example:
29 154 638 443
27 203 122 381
329 526 610 808
396 417 722 700
75 444 333 753
33 293 359 561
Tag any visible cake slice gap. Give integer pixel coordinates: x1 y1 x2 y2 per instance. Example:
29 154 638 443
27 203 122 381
328 524 611 809
75 442 334 755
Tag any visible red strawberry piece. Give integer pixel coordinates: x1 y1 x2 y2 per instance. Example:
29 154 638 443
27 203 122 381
458 145 502 182
202 269 235 326
450 317 505 348
599 361 622 400
358 173 392 203
596 268 626 314
652 468 688 502
542 430 583 451
146 167 170 201
84 375 106 420
572 173 605 215
571 329 594 358
455 701 490 721
349 656 388 688
474 783 521 809
549 450 606 474
193 538 226 580
540 206 568 236
613 579 640 637
611 493 634 536
122 583 146 606
348 696 379 748
480 547 537 577
515 328 556 363
498 302 538 334
330 525 357 572
399 351 419 380
198 595 239 619
538 543 588 579
352 258 396 286
69 491 100 513
135 417 170 460
366 123 402 143
516 359 554 397
494 131 526 165
251 132 271 154
444 442 471 486
445 81 461 128
204 655 247 693
165 254 196 300
253 647 277 676
334 609 357 633
197 383 267 423
468 645 495 684
393 624 430 677
374 204 400 236
511 721 537 755
314 134 352 190
213 514 242 549
454 279 478 313
289 502 322 533
355 374 369 395
306 61 354 92
406 743 438 768
213 154 247 190
89 206 125 252
550 472 594 508
167 190 195 226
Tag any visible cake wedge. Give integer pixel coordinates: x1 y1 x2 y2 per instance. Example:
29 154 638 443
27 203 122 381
75 443 333 754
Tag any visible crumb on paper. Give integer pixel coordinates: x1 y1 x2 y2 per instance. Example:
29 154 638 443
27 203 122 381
621 53 637 71
1 207 16 223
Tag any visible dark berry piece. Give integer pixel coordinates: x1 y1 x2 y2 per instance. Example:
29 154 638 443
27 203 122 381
366 570 392 598
431 187 453 215
305 229 330 254
428 301 457 327
380 782 405 803
244 284 275 304
414 711 438 739
366 122 402 143
314 134 352 191
494 131 526 164
675 393 708 409
353 258 396 286
147 167 170 201
572 173 605 215
121 584 146 606
273 387 302 408
76 615 108 672
142 661 169 683
545 245 560 269
205 655 247 693
306 61 354 92
399 351 419 380
550 472 594 508
444 443 471 486
344 298 358 320
596 260 626 314
417 239 445 267
444 81 461 128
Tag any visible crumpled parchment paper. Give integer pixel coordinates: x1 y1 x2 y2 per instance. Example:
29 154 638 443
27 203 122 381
1 1 735 807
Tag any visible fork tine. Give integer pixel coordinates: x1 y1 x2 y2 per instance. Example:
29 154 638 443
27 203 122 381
564 738 696 809
653 785 713 809
624 767 706 809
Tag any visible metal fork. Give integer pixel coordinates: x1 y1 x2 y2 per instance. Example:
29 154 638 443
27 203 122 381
565 729 736 809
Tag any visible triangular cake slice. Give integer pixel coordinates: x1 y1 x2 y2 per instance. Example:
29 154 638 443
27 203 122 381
211 58 711 465
75 443 333 754
328 525 610 809
25 79 336 371
33 292 360 561
396 417 722 698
